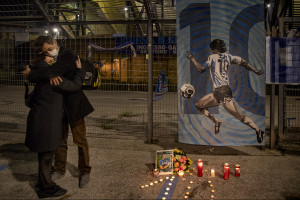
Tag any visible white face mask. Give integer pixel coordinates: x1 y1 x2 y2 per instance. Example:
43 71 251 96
48 48 58 57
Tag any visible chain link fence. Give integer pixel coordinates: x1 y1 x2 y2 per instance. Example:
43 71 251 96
0 22 178 141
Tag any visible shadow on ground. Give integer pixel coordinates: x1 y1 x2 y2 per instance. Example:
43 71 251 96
0 143 38 191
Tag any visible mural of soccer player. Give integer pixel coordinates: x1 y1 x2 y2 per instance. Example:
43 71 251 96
187 39 264 143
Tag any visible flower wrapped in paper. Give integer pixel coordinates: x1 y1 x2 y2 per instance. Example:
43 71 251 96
173 149 192 172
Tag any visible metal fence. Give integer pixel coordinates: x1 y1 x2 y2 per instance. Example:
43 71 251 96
1 25 300 145
0 23 178 141
284 86 300 134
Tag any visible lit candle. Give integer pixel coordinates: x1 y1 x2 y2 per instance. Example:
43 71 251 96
166 177 169 180
154 181 158 184
185 192 190 195
211 169 215 177
140 186 144 189
169 183 172 186
145 185 149 187
153 168 159 177
187 186 192 189
160 179 163 182
224 163 230 180
162 197 166 200
172 176 175 179
208 181 212 184
164 192 168 195
166 187 170 191
211 190 215 193
211 194 215 198
190 181 194 184
235 164 240 177
170 178 174 181
150 182 153 186
178 170 184 177
184 196 189 199
197 159 203 177
210 184 213 187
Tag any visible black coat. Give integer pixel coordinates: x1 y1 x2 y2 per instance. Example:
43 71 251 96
25 60 85 153
28 46 94 123
54 46 94 123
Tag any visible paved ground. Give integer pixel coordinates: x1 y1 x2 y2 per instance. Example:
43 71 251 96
1 85 300 199
0 130 300 200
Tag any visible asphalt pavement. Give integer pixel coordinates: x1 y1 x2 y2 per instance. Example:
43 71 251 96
0 130 299 200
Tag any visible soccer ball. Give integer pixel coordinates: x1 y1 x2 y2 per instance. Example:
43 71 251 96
180 84 195 98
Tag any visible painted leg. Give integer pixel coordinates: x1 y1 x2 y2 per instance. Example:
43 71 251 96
241 115 264 143
195 94 221 134
200 108 222 134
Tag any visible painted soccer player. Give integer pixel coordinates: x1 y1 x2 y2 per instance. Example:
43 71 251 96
187 39 264 143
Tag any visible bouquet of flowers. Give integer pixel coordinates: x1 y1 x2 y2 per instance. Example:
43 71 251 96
173 149 192 172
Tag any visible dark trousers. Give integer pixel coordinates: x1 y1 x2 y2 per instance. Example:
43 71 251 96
38 151 56 192
53 118 91 175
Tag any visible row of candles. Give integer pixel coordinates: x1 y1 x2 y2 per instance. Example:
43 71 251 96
140 173 217 199
197 159 240 179
140 160 241 199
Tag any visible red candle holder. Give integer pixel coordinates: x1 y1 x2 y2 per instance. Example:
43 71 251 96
197 159 203 177
235 164 240 177
224 163 230 180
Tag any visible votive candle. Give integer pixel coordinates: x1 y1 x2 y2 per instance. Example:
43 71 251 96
235 164 240 177
211 169 215 177
197 159 203 177
178 170 184 177
224 163 230 180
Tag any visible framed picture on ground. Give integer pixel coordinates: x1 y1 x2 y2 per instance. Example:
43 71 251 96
156 150 173 175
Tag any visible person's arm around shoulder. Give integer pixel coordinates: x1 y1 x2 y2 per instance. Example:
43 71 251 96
49 48 77 76
51 57 85 92
23 62 51 83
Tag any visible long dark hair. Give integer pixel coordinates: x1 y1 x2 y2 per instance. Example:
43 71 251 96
33 50 47 64
210 39 226 53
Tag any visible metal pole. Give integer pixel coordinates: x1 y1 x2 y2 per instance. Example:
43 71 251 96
270 84 276 149
147 20 153 143
278 17 285 145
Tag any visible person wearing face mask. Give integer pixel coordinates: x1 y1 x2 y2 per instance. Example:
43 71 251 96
24 52 84 198
23 36 94 188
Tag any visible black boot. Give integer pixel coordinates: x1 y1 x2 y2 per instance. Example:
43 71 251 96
256 129 264 143
37 185 67 199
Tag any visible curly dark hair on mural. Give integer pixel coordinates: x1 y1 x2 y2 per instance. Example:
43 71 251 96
210 39 226 53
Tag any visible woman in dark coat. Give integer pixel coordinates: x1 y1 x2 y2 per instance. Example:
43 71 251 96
25 53 84 198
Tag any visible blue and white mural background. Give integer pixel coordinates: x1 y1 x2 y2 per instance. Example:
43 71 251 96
177 0 265 146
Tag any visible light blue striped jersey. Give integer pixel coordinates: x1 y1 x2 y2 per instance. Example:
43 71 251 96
202 53 242 88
